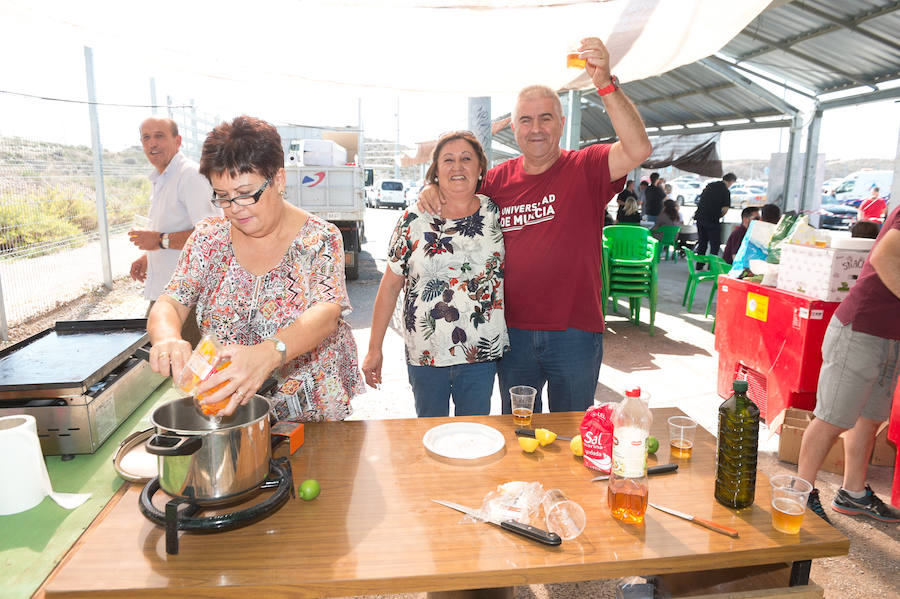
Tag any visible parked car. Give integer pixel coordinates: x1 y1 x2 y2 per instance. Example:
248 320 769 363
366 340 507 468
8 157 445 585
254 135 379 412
669 180 702 205
821 177 844 196
730 187 766 208
371 179 406 209
364 185 376 208
405 183 423 206
811 203 857 230
830 169 893 207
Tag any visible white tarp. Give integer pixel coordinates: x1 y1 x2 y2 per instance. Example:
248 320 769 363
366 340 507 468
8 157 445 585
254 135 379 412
3 0 770 95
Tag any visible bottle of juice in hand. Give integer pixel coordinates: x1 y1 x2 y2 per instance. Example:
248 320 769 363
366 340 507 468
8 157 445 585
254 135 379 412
178 334 233 417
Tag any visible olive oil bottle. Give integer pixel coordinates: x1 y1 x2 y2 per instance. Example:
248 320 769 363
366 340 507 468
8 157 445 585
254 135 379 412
714 379 760 509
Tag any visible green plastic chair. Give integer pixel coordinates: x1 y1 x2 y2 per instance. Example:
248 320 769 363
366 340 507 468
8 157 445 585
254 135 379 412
604 227 659 334
705 256 731 333
682 248 719 312
653 225 681 263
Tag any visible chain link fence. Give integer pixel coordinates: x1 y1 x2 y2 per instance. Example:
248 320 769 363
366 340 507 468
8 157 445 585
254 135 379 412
0 87 218 340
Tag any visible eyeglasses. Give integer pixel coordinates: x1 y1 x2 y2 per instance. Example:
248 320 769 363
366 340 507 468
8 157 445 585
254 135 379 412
210 177 271 208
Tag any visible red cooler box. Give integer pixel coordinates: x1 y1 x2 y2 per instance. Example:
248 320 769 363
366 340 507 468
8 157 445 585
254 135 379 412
715 277 840 423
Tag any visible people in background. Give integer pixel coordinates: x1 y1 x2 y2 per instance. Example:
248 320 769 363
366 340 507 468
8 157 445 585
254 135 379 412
363 131 507 417
129 117 220 347
637 180 649 213
617 196 642 224
858 186 887 222
694 172 737 263
798 203 900 524
616 179 637 214
851 220 880 239
653 198 683 229
643 172 666 223
146 115 363 422
760 203 781 224
723 206 760 264
418 37 652 414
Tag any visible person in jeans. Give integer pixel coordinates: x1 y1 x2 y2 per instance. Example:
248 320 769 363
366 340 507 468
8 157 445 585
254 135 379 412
419 37 652 414
694 173 736 265
363 131 508 417
797 203 900 523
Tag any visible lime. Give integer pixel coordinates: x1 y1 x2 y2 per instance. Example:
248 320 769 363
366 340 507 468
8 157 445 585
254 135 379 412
299 479 321 501
647 436 659 455
569 434 584 457
535 428 557 446
518 436 540 453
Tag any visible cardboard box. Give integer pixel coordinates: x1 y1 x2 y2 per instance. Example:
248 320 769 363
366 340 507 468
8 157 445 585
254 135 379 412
773 407 893 474
776 244 868 302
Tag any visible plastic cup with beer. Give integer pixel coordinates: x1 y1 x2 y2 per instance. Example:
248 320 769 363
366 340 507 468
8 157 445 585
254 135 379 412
566 46 586 70
667 416 697 459
770 474 813 534
510 386 537 427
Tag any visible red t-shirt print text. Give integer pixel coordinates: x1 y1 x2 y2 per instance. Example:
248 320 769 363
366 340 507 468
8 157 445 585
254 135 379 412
499 194 557 231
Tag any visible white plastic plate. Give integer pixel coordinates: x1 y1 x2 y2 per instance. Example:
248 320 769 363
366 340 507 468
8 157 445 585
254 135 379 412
422 422 505 460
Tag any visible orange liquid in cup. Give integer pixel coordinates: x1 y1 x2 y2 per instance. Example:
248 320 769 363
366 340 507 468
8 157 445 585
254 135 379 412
512 408 533 427
670 439 693 459
771 497 805 533
567 52 586 69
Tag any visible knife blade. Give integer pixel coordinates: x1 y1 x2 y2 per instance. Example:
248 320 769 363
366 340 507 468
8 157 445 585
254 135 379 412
432 499 562 546
592 463 678 482
515 428 573 441
648 502 740 538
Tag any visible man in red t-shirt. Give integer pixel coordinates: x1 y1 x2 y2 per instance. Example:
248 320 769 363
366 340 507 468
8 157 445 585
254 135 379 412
798 203 900 523
857 186 887 222
421 37 652 413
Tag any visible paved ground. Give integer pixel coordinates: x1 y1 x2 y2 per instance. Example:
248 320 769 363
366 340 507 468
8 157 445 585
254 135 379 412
9 206 898 598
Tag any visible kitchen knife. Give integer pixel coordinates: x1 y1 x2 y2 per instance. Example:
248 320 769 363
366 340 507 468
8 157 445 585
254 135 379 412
591 463 678 482
432 499 562 546
648 502 740 538
515 428 572 441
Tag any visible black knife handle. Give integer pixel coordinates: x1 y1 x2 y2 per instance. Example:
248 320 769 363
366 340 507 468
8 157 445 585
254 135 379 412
514 428 573 441
648 463 678 475
499 520 562 546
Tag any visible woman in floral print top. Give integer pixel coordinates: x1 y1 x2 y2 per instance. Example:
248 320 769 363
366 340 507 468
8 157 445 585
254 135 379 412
147 116 363 422
363 131 508 417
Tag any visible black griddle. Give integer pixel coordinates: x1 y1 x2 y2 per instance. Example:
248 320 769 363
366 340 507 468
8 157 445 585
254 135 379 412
0 319 149 399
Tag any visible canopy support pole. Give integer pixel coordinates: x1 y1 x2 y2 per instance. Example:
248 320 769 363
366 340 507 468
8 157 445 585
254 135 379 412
561 90 582 150
800 105 823 213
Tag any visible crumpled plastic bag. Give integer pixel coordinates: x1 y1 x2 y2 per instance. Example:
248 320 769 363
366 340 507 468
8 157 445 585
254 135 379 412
474 481 544 525
580 403 615 472
728 220 776 277
766 213 800 264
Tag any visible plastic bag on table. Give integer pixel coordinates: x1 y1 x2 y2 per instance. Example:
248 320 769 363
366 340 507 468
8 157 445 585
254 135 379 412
728 220 776 277
765 213 800 264
475 481 545 525
579 402 615 472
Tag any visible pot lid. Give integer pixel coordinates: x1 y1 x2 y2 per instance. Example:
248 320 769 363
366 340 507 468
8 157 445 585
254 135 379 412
113 427 157 484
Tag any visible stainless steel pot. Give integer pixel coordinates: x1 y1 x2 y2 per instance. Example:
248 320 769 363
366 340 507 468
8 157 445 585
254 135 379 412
146 395 272 505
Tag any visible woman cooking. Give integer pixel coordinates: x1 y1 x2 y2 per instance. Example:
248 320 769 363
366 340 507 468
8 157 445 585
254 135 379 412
362 131 508 417
147 115 364 422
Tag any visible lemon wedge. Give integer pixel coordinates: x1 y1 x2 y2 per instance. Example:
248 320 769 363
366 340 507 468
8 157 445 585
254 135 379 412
518 436 540 453
535 428 557 446
569 434 584 456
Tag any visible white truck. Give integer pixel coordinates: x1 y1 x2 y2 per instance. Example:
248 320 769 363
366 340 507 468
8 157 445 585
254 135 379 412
281 137 365 280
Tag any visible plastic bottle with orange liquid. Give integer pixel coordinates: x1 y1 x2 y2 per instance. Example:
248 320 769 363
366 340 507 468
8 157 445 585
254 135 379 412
608 387 653 524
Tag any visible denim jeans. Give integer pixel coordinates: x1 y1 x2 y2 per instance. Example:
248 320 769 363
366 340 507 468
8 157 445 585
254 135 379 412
407 361 497 417
498 328 603 414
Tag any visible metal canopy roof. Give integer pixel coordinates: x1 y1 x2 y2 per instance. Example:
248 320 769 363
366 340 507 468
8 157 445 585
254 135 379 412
493 0 900 149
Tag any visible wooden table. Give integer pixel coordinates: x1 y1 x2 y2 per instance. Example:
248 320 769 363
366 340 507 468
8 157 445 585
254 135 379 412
43 409 848 598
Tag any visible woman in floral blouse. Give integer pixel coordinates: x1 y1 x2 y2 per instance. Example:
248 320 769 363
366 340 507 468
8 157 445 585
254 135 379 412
147 115 363 422
363 131 508 417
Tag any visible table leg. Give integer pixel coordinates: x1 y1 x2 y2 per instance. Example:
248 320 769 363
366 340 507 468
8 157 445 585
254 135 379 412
427 587 515 599
790 559 812 586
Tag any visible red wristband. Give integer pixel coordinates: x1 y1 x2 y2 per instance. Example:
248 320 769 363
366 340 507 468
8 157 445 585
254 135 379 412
597 75 620 97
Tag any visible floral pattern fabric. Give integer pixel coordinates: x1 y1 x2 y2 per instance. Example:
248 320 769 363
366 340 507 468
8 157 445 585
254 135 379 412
387 195 509 367
165 215 364 422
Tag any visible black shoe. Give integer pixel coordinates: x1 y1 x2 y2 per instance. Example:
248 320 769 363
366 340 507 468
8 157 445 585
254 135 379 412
806 488 831 524
831 485 900 522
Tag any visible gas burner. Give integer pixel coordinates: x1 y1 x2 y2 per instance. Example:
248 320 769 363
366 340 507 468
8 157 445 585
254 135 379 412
139 458 294 554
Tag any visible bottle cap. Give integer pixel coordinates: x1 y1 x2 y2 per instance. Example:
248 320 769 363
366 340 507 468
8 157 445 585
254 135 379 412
625 387 641 397
733 380 749 393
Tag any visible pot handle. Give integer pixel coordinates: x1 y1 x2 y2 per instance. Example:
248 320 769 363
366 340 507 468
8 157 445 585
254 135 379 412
258 376 278 397
146 434 203 456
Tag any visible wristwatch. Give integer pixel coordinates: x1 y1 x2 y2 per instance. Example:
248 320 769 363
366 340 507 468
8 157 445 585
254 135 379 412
597 75 620 97
159 233 170 249
266 336 287 367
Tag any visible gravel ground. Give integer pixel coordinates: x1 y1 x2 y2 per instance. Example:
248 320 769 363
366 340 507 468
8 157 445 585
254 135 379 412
8 272 899 599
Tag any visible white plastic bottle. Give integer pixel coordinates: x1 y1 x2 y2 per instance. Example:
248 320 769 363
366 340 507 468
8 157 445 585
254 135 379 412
608 387 653 524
